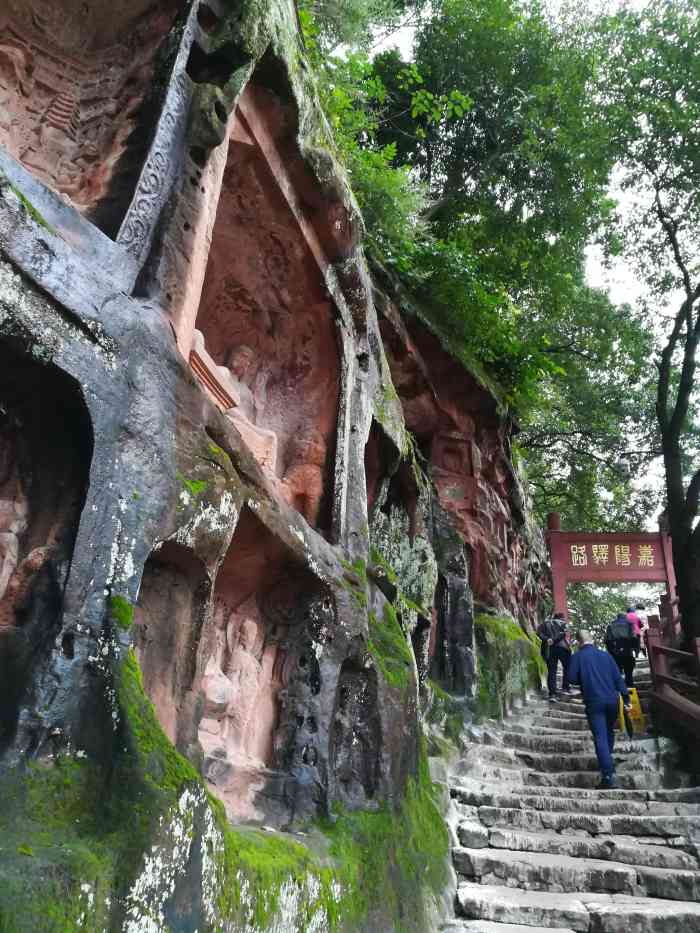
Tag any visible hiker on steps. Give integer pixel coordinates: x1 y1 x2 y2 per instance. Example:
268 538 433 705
605 611 637 687
537 611 571 701
568 629 632 789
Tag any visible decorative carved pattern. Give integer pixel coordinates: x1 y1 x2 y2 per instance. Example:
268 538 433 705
0 0 183 236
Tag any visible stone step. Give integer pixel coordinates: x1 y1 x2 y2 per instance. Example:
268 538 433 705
553 699 652 715
475 804 700 839
498 733 660 755
527 717 593 732
455 882 700 932
485 826 699 871
453 846 700 901
457 765 665 790
453 780 700 803
442 922 574 933
459 744 660 774
506 722 653 740
453 786 700 816
521 769 663 790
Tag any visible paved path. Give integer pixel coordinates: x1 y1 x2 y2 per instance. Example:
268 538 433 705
440 659 700 932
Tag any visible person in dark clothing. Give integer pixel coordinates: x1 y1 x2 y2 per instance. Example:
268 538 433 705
605 612 636 687
537 612 571 700
568 629 631 788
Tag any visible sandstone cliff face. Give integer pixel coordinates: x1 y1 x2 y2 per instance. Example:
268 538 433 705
0 1 546 929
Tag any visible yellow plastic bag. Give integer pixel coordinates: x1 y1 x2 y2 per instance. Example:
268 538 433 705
618 687 645 736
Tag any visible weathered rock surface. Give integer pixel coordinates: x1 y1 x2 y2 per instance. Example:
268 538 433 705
0 0 550 928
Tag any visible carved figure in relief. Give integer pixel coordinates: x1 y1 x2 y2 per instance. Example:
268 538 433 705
0 420 27 604
282 430 326 526
0 418 54 631
226 345 262 423
0 44 33 132
0 5 176 216
200 600 285 768
224 344 278 474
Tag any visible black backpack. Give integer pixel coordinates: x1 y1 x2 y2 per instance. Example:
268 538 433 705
607 619 633 655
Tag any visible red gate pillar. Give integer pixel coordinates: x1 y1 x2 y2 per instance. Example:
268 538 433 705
547 513 569 620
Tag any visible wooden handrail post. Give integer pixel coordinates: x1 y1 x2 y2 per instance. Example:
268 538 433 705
647 625 670 695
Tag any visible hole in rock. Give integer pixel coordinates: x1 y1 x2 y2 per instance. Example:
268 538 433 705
364 419 399 517
198 508 334 822
133 541 209 748
330 660 381 805
0 340 92 750
61 631 75 659
189 147 206 169
183 79 340 537
214 99 227 124
186 39 249 88
0 0 182 236
196 2 218 33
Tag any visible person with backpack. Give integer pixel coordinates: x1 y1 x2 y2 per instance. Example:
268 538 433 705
537 611 571 700
635 602 649 656
605 611 636 687
568 629 632 788
626 606 642 657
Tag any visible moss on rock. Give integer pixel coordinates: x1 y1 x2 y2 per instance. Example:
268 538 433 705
474 613 545 720
0 649 448 931
367 602 414 691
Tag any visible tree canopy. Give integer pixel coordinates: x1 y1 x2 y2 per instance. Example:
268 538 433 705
303 0 700 624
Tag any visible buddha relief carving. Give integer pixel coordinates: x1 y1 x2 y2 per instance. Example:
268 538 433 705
224 344 278 474
200 597 288 772
282 429 327 527
187 100 340 526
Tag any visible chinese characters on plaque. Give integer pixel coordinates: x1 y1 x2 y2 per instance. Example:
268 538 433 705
569 543 656 569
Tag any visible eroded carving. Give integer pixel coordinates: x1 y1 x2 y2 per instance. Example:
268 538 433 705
186 96 341 530
0 416 53 631
331 662 381 806
200 598 287 769
282 429 326 526
0 0 180 231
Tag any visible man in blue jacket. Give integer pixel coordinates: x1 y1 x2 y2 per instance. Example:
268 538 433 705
567 629 632 788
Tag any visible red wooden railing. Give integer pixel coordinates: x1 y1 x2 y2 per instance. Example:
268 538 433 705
646 606 700 738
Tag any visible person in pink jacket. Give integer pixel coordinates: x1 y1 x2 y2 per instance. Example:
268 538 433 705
626 606 642 656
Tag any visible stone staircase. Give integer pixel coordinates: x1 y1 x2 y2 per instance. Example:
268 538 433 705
440 658 700 932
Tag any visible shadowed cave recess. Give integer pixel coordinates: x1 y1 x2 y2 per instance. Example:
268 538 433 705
0 0 553 929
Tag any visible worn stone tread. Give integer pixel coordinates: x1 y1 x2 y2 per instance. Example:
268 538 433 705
485 826 699 871
453 845 700 900
441 923 575 933
456 881 700 932
454 787 697 816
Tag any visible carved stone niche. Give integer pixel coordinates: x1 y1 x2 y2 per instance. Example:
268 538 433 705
0 340 92 751
0 0 180 235
132 542 210 755
181 84 341 534
329 660 381 809
198 508 335 825
364 420 402 519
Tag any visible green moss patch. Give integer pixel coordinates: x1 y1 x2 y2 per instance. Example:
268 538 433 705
0 172 56 235
321 738 449 931
426 680 466 752
368 602 414 690
109 594 134 631
474 613 544 720
0 650 449 931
